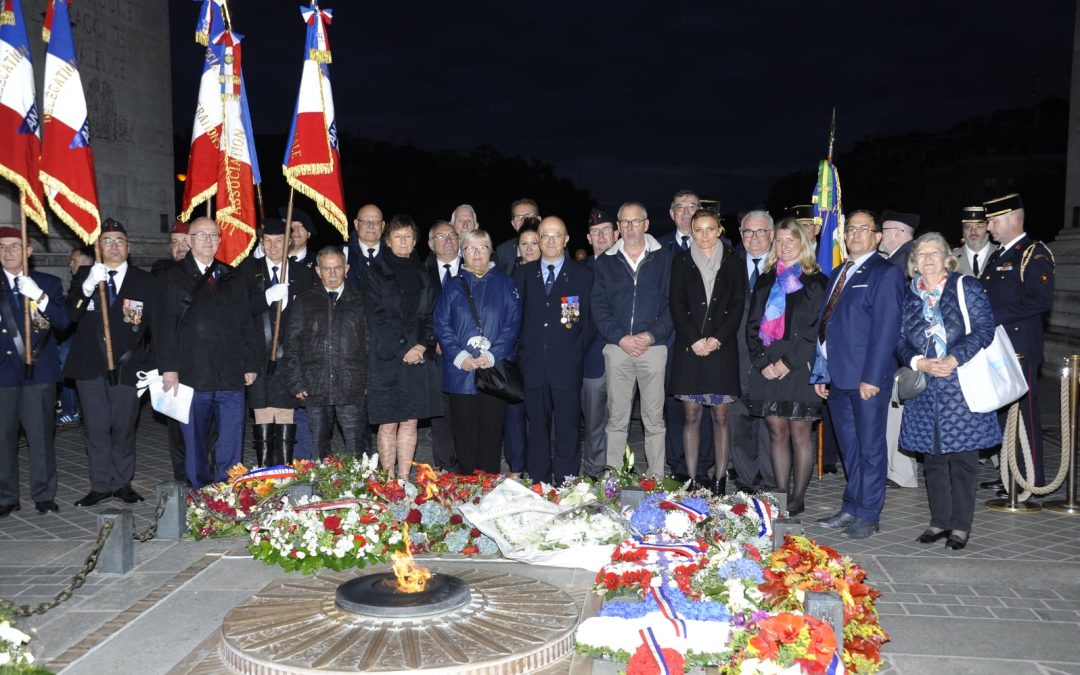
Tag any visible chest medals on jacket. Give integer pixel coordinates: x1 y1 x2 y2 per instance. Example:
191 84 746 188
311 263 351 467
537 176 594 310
560 296 580 329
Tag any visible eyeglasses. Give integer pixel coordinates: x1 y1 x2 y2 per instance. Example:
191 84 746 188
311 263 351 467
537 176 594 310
0 243 24 252
355 219 383 227
539 232 565 241
319 265 346 273
100 238 127 247
962 223 987 230
462 245 490 254
673 203 700 212
845 226 876 236
511 213 538 222
190 232 221 241
617 218 646 228
880 227 905 233
430 233 458 242
588 226 613 236
741 228 771 238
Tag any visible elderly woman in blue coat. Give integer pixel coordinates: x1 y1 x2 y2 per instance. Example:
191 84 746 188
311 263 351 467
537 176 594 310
896 232 1001 551
434 230 521 475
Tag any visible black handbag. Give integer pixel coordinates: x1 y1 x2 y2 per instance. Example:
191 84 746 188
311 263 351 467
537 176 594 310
458 276 525 404
893 336 930 402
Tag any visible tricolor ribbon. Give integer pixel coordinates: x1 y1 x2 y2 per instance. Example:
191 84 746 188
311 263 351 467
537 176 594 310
666 500 708 523
650 585 688 638
826 650 844 674
232 466 297 484
293 499 387 513
751 497 774 538
638 627 671 675
632 538 702 558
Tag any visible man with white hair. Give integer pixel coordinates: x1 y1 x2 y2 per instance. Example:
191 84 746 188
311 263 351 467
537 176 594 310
451 204 479 239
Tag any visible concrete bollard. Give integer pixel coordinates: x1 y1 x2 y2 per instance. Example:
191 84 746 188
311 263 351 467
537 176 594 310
772 518 803 549
805 590 845 654
286 482 315 502
773 491 788 513
97 509 134 574
155 481 187 540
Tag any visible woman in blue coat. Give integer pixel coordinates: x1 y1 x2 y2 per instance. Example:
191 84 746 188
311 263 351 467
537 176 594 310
434 230 521 475
896 232 1001 551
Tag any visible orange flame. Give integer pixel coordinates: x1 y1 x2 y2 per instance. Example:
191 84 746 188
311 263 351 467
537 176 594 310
391 522 431 593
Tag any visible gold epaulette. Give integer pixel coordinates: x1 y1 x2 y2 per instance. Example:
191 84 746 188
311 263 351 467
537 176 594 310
1019 241 1054 283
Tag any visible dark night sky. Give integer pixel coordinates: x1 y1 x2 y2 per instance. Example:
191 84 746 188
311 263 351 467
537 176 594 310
170 1 1075 218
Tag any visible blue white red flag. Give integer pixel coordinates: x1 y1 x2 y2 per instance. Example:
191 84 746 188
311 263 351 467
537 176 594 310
39 0 101 244
193 0 222 46
180 1 225 224
0 0 47 230
283 1 347 239
813 159 846 276
212 27 260 265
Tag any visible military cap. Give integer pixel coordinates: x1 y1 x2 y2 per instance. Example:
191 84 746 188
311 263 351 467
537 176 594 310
961 206 987 223
278 206 316 235
788 204 815 220
0 227 22 239
171 220 189 235
879 210 920 230
261 218 287 236
101 218 127 235
589 208 613 227
983 193 1023 218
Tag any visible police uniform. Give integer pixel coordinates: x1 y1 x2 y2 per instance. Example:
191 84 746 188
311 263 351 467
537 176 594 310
980 193 1054 487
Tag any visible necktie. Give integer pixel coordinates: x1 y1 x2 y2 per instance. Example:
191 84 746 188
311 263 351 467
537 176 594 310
818 261 853 343
442 263 451 286
10 278 20 314
545 264 555 295
971 252 980 277
107 270 118 306
366 248 375 265
750 258 761 289
270 265 279 285
329 290 339 304
680 235 690 251
206 267 218 293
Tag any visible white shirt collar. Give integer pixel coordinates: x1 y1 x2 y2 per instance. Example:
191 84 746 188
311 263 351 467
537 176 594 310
1000 233 1026 252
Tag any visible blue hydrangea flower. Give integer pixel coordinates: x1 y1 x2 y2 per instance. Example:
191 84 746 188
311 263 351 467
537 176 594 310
389 502 410 521
444 528 469 553
476 535 499 556
717 558 765 583
629 493 669 535
419 500 449 526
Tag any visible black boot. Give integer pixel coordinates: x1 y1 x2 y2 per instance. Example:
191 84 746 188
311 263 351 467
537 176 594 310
253 423 274 467
277 423 297 465
711 475 727 497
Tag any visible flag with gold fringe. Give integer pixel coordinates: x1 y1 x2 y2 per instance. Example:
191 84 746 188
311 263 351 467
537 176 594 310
0 0 47 231
813 159 845 276
39 0 101 244
179 1 224 223
283 1 347 239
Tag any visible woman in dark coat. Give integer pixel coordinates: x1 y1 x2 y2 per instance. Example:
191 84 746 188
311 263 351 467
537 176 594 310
669 209 746 493
365 215 442 479
745 218 827 515
897 232 1000 550
499 219 540 476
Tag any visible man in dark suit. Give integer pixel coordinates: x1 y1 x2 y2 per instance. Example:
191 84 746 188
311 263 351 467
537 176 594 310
237 219 315 466
156 217 262 488
730 210 774 491
981 192 1055 489
812 210 905 538
0 227 71 516
494 198 540 271
284 207 317 271
513 216 593 484
424 220 461 471
151 220 191 276
65 220 155 507
344 204 385 289
581 209 617 478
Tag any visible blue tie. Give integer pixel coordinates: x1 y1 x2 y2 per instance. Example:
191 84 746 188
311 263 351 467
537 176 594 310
442 263 451 286
680 235 690 251
545 264 555 295
270 265 279 285
107 270 118 306
750 258 761 289
329 290 339 304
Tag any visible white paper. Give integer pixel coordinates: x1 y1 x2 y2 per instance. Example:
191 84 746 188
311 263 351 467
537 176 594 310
135 369 193 424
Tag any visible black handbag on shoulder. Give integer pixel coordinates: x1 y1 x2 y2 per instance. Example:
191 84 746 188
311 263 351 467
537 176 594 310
458 276 525 404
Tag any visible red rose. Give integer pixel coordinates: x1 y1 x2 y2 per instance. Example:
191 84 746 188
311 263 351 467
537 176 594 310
469 528 482 538
354 535 367 547
406 509 422 524
323 515 342 532
639 477 657 491
450 514 464 525
732 503 748 516
414 495 426 505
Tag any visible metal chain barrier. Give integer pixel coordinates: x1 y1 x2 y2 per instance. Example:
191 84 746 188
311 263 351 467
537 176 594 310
999 364 1073 499
0 520 114 618
133 489 170 542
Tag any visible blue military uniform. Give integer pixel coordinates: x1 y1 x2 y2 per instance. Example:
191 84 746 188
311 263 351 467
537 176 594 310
980 234 1055 486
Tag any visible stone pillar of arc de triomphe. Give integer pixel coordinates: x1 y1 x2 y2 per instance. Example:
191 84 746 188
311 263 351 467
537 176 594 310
0 0 173 276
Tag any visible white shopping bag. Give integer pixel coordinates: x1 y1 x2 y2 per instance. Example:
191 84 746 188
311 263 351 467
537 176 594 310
135 369 193 424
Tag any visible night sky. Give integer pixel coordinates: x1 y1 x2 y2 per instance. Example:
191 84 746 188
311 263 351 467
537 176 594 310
170 1 1075 220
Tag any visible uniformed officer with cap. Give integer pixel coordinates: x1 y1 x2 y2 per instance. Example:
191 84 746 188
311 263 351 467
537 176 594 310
980 192 1055 490
788 205 819 239
953 206 998 278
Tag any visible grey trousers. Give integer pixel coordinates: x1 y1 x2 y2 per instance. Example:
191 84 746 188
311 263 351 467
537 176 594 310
580 375 608 477
604 344 667 478
0 383 57 504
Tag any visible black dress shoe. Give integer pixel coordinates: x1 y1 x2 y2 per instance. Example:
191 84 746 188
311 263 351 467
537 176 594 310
74 491 113 507
35 500 59 514
0 502 20 517
945 534 969 550
822 464 838 475
916 529 950 544
113 485 145 504
996 488 1009 498
980 479 1004 490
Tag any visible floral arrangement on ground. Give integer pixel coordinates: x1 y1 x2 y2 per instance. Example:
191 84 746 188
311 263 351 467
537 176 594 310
0 607 48 674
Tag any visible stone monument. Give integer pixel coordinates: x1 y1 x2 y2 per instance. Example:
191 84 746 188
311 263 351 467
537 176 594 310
0 0 173 275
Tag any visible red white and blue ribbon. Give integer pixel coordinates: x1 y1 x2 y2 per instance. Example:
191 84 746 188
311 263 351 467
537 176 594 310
180 0 224 223
751 497 774 538
638 627 671 675
650 585 687 638
233 466 297 484
666 500 708 523
294 499 387 513
632 537 702 558
826 650 843 674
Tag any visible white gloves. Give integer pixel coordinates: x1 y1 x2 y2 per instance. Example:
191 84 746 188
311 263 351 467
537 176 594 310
265 283 289 308
16 274 43 301
81 263 110 296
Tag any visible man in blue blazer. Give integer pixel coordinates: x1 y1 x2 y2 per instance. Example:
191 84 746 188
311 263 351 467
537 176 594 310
514 217 593 484
0 228 71 516
811 210 904 538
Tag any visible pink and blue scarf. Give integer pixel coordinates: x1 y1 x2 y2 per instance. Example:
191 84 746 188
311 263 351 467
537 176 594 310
758 261 803 346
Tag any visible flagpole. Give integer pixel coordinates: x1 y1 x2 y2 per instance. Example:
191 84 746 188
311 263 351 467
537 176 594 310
19 206 32 379
92 238 118 384
267 188 294 374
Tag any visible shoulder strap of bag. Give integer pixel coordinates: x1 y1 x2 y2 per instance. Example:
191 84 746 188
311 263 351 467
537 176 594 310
955 274 971 336
458 275 484 336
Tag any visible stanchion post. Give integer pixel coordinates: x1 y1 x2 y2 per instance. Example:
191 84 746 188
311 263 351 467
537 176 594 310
773 519 803 549
1046 355 1080 514
987 402 1042 513
805 591 844 656
286 482 315 502
97 509 134 574
155 481 188 540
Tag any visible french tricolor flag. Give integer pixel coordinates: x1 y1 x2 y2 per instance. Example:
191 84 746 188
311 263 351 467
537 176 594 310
39 0 101 244
282 1 347 240
0 0 47 230
179 0 225 224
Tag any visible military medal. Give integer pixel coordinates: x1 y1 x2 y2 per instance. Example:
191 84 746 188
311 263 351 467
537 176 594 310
561 296 580 329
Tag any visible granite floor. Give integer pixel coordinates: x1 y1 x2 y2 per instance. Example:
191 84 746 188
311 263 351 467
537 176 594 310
0 374 1077 674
